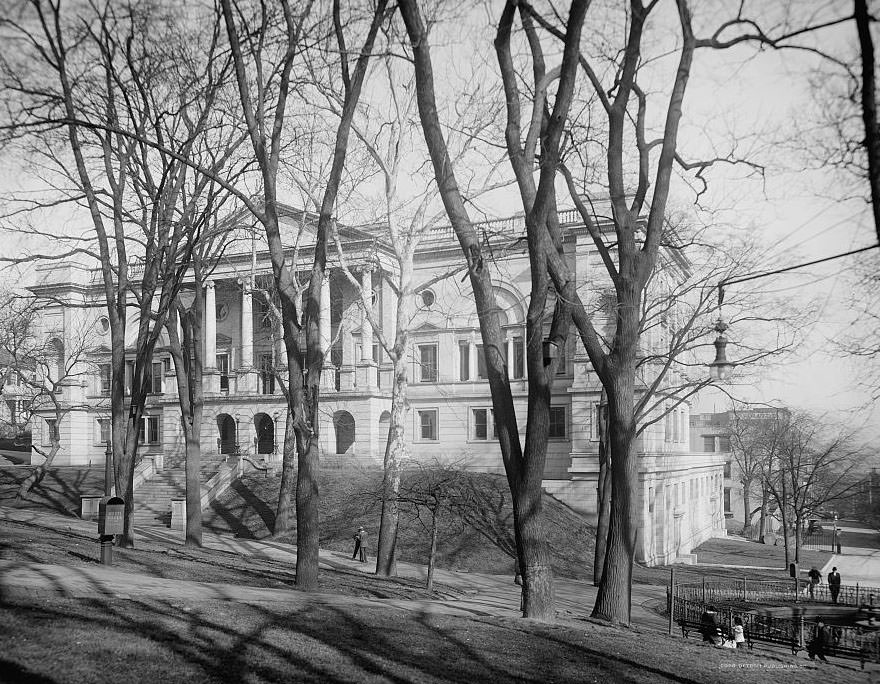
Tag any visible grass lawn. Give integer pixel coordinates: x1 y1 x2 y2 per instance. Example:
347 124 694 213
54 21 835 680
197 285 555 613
0 518 449 601
692 536 830 572
2 585 872 683
2 512 875 681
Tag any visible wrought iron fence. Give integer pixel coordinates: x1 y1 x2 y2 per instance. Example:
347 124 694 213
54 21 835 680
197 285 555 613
670 578 880 667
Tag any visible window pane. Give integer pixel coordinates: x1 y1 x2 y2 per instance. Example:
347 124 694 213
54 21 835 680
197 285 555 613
473 408 487 440
419 410 437 440
555 341 566 375
513 337 524 379
459 344 469 381
99 364 111 395
152 362 163 393
149 417 159 444
703 436 715 452
549 407 566 439
420 345 438 382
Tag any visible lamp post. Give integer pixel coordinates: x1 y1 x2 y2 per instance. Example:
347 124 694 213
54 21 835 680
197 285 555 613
708 317 735 381
104 439 112 496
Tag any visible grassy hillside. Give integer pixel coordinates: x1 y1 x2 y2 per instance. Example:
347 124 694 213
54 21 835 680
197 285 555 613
205 465 597 581
0 466 104 516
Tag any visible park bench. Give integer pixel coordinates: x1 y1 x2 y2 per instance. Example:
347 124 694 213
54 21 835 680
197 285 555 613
676 616 753 650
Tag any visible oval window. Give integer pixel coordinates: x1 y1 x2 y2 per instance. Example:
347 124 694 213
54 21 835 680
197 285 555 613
98 316 110 334
420 289 435 309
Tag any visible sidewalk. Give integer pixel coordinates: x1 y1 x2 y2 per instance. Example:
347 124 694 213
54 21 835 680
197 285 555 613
0 506 669 630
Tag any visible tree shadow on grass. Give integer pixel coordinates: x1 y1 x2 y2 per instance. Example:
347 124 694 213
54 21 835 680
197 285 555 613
0 578 723 684
208 480 276 538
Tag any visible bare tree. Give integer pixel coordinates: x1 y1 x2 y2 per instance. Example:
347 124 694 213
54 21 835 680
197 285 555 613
755 412 864 567
0 1 235 546
219 0 389 589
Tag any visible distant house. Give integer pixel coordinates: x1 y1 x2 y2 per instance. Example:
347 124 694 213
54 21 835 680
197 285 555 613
690 407 790 533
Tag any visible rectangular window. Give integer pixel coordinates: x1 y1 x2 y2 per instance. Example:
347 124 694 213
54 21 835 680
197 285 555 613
459 343 470 381
418 344 438 383
150 361 163 394
723 460 732 479
96 418 111 445
555 340 567 375
472 408 489 440
511 337 524 379
217 353 229 392
259 353 275 394
719 436 732 452
724 487 731 514
99 364 111 396
549 406 567 439
703 436 716 452
139 416 160 445
476 344 487 379
418 409 438 440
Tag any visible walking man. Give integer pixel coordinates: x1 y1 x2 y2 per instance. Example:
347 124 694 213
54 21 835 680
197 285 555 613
807 566 822 599
828 567 842 604
352 526 368 563
808 618 831 662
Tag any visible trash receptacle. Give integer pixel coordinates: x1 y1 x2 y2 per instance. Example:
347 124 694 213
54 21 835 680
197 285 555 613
98 496 125 536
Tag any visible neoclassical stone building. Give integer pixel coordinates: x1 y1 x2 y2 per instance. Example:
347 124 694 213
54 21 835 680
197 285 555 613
17 204 726 565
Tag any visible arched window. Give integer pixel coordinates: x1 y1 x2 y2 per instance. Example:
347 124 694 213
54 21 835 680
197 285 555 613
334 411 356 454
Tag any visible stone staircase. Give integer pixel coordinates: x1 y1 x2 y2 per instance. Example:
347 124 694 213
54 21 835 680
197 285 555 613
133 452 231 527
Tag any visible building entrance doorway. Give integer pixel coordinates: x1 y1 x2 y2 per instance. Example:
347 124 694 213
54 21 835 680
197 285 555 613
254 413 275 455
217 414 236 454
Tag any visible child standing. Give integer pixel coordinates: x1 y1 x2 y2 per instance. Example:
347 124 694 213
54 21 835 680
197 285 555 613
732 616 746 648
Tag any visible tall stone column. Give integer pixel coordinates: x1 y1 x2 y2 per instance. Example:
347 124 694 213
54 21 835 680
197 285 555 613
360 266 373 361
320 273 332 359
204 280 217 369
320 273 336 390
357 266 377 390
238 279 256 393
240 280 253 368
469 334 478 380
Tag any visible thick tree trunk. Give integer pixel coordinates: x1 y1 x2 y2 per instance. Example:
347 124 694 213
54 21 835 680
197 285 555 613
183 417 203 547
376 355 408 576
741 478 753 539
856 0 880 243
511 467 555 618
273 410 297 535
592 385 638 625
593 397 610 586
117 421 141 548
294 433 320 589
398 0 555 620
